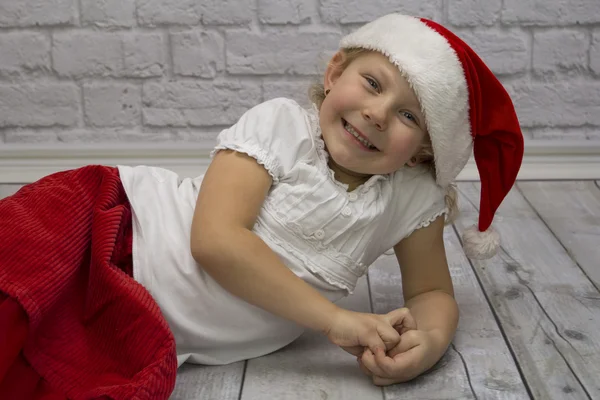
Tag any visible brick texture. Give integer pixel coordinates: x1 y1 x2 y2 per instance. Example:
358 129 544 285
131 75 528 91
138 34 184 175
0 0 598 143
83 83 141 127
81 0 136 28
258 0 313 24
533 29 589 75
456 29 529 75
0 32 51 78
0 83 79 127
0 0 76 27
448 0 502 26
171 30 225 78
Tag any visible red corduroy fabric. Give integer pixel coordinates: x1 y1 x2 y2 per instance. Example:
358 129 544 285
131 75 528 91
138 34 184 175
0 165 177 399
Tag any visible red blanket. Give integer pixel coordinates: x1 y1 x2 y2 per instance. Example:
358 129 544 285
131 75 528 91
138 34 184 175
0 166 177 399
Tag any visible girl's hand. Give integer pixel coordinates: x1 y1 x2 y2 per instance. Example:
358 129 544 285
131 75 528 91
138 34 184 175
325 308 416 358
357 329 444 386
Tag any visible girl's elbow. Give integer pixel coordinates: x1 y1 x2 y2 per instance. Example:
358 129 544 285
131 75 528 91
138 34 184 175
190 242 207 264
190 226 240 265
190 229 220 264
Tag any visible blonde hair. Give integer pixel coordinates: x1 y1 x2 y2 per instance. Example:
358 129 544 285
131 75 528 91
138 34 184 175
309 48 459 224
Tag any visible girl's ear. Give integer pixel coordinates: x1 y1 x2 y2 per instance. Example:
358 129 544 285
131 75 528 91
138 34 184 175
323 51 346 92
406 156 418 167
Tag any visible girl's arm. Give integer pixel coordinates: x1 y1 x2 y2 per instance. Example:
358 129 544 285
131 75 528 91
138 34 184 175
190 149 340 334
355 216 458 384
393 215 459 353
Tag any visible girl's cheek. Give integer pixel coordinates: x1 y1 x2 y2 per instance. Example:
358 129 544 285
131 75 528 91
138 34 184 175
331 94 350 109
396 137 421 155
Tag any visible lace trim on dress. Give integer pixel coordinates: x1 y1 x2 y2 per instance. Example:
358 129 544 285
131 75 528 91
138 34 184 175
255 218 360 294
211 143 281 184
415 208 448 229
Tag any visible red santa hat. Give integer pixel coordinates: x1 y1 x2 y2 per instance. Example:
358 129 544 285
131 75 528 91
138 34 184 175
340 14 524 260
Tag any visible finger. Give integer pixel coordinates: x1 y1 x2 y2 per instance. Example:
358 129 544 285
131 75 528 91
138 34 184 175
373 346 400 376
388 330 421 359
385 307 417 333
367 343 422 380
386 346 422 379
357 357 373 377
374 323 401 352
340 345 364 356
360 348 391 378
372 375 401 387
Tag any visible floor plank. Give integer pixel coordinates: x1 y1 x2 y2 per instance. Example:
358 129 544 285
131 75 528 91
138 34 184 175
0 184 23 199
5 181 599 399
239 277 384 400
169 362 245 400
368 229 530 399
454 182 600 400
517 181 600 288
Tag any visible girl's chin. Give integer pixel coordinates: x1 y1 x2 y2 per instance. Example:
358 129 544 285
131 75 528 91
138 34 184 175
329 160 376 177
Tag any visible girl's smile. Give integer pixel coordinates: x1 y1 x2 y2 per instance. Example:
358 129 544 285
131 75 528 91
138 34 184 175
341 119 379 152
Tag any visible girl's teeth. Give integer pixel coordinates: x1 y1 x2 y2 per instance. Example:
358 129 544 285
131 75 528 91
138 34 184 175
344 122 375 149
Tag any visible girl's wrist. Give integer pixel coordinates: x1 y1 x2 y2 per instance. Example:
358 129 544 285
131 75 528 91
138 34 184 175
316 303 344 335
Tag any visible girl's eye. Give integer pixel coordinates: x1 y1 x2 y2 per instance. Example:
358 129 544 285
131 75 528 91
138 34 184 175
365 77 379 91
401 111 416 122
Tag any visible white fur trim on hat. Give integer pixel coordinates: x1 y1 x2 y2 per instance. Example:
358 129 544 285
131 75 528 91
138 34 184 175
462 224 500 259
340 14 473 188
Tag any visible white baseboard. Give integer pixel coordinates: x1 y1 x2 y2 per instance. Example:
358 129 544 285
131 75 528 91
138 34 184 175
0 140 599 183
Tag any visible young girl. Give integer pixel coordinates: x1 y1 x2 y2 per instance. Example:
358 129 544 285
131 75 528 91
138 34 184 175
0 13 524 399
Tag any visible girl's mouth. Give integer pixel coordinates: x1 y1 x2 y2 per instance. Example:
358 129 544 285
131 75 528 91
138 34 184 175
343 119 378 151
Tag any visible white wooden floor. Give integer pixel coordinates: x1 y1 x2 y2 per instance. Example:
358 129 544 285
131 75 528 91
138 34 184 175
2 181 599 400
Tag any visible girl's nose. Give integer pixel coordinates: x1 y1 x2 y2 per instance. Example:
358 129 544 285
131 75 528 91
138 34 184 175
362 107 387 131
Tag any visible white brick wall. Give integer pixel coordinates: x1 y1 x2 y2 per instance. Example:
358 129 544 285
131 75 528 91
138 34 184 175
0 0 599 144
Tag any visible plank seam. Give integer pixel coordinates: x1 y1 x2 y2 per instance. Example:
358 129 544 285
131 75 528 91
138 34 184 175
450 344 478 400
237 361 249 400
451 186 536 399
516 184 600 294
452 221 536 400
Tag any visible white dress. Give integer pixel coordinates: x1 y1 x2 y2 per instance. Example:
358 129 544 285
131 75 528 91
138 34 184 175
117 98 448 366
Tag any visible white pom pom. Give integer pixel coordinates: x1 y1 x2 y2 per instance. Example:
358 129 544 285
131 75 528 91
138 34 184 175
462 225 500 260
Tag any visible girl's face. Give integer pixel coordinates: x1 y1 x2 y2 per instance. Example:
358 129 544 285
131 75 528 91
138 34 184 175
319 51 427 180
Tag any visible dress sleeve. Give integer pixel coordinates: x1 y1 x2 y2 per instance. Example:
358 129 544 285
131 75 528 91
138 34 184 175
210 98 313 183
381 167 449 252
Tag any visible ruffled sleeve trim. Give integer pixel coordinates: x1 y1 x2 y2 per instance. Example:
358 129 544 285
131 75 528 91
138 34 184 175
382 207 448 256
210 143 281 184
415 207 448 230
